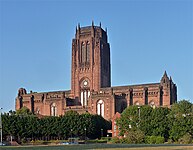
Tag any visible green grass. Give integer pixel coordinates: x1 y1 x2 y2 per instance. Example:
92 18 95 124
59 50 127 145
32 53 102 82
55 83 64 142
0 144 193 150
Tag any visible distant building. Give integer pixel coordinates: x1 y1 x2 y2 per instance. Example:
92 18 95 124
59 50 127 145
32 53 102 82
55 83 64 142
15 22 177 121
111 112 121 137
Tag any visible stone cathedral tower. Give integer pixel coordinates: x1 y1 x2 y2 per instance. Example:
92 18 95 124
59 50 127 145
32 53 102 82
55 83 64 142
71 22 111 106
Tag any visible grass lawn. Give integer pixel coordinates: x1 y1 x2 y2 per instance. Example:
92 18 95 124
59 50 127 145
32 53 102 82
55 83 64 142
0 144 193 150
104 145 193 150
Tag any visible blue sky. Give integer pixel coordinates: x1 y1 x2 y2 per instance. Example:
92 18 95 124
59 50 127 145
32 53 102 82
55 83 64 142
0 0 192 112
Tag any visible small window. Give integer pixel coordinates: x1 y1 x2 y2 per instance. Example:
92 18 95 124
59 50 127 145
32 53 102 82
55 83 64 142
51 103 57 116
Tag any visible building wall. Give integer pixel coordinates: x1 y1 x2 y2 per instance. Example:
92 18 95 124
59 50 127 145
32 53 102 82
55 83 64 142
90 90 115 120
15 23 177 122
112 112 121 137
16 91 67 116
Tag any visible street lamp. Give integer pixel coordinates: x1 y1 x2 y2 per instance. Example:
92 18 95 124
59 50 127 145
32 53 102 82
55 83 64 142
107 134 109 142
101 128 103 138
138 106 140 126
70 129 73 143
0 108 3 145
84 127 86 142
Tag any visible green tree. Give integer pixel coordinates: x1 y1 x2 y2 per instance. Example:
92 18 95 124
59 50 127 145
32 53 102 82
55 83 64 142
148 107 170 138
2 110 111 142
16 107 33 115
117 105 170 141
116 105 139 136
168 100 193 141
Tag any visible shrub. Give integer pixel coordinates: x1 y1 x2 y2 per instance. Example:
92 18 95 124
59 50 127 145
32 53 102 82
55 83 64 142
120 137 130 144
167 139 174 144
178 133 192 144
87 139 107 143
101 137 111 141
144 136 151 144
97 139 107 143
155 136 165 144
31 140 45 145
86 139 97 143
21 138 27 144
124 130 145 144
101 137 111 142
149 136 156 144
145 136 164 144
110 137 121 143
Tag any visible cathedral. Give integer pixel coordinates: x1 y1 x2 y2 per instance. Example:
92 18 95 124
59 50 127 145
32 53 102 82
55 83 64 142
15 22 177 121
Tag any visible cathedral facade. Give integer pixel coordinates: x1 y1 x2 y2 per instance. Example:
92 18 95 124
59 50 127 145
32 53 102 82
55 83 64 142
15 23 177 120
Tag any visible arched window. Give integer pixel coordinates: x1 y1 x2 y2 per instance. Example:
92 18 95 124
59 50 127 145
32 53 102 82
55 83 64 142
86 42 90 63
51 103 57 116
97 100 104 117
80 79 90 106
80 90 90 106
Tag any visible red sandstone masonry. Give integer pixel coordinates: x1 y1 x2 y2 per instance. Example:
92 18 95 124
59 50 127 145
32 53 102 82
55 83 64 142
15 23 177 121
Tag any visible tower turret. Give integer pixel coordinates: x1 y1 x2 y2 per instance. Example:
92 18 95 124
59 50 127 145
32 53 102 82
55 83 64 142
160 71 177 106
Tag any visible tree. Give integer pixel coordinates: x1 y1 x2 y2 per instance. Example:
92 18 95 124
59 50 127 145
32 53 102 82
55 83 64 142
1 110 112 142
148 107 170 138
16 107 33 115
168 100 193 141
117 105 170 141
116 105 140 136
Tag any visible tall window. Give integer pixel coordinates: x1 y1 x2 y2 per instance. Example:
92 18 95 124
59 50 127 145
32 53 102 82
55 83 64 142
97 100 104 117
80 42 86 63
80 79 90 106
80 90 90 106
86 42 90 63
51 103 57 116
80 41 90 64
